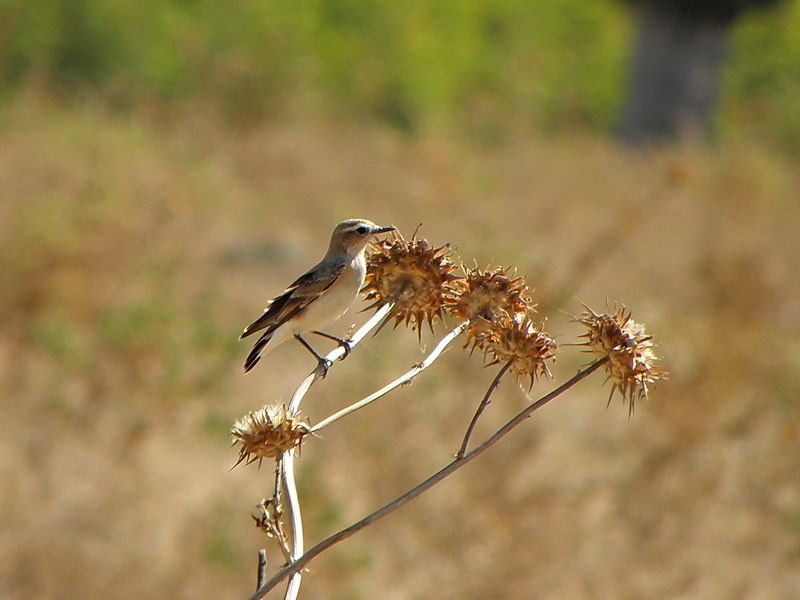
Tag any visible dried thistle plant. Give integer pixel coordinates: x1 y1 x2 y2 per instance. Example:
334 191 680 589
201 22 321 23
480 312 558 388
238 225 667 600
363 234 458 336
231 404 311 467
575 303 666 414
445 265 533 352
253 497 293 563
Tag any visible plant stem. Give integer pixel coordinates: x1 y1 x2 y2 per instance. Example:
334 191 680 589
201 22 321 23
456 359 513 459
257 550 268 592
280 450 303 600
266 303 393 600
287 304 394 413
311 320 470 433
249 357 608 599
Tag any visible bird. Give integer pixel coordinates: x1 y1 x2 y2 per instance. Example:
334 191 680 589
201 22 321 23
240 218 395 374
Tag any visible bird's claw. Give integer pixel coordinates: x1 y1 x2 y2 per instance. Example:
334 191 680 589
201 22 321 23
338 338 353 359
316 357 334 378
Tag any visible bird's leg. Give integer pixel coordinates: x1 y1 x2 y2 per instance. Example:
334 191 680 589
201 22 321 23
310 330 353 359
294 334 333 377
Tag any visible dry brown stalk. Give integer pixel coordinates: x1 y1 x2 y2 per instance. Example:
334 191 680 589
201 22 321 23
310 319 471 433
248 358 609 599
245 303 394 600
457 359 514 459
236 230 665 600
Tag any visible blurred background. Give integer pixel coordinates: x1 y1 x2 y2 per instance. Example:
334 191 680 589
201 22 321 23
2 1 799 598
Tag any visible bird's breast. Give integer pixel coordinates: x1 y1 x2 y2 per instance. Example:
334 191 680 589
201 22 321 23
298 254 365 331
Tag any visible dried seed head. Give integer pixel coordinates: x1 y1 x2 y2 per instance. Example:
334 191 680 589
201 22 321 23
446 265 533 350
363 235 459 336
253 498 280 537
231 404 310 467
478 312 557 389
575 303 666 414
447 265 531 320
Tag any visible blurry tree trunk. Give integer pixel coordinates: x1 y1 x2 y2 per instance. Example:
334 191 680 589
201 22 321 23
618 3 731 145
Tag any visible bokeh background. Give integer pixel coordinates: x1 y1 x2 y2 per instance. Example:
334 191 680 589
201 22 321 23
2 1 800 598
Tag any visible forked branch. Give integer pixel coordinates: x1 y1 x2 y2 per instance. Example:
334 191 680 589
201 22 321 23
457 359 513 458
311 319 471 433
249 357 608 599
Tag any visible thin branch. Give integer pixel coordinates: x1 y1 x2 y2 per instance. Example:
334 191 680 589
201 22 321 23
273 462 283 509
456 359 513 459
257 550 268 592
311 320 471 433
249 357 608 599
287 303 393 413
255 503 292 565
272 459 293 563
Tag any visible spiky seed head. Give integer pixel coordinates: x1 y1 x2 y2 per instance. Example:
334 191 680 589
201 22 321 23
445 265 533 350
575 303 666 414
446 265 531 321
363 235 459 337
231 404 310 467
477 311 557 389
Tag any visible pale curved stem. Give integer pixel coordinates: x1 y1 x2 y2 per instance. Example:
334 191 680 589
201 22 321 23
249 358 608 599
280 450 303 600
269 303 394 600
311 319 470 433
288 303 394 413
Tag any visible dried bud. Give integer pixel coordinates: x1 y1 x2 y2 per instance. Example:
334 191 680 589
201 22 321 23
477 312 557 389
446 265 533 351
231 405 310 467
363 235 459 337
575 304 666 414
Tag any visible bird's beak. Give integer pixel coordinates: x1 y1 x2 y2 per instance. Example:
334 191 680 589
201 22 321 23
373 225 396 234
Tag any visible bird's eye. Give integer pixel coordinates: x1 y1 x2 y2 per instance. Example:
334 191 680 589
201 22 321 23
356 226 368 235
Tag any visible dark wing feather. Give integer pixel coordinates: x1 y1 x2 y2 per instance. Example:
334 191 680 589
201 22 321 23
239 257 347 339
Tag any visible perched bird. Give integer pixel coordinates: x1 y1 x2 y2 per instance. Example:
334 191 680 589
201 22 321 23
240 218 395 373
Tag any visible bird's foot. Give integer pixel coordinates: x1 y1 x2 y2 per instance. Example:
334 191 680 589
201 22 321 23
315 357 334 379
311 331 353 360
295 333 334 377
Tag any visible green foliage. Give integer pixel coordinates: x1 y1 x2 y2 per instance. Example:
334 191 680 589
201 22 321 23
31 310 92 372
0 0 797 138
722 0 800 150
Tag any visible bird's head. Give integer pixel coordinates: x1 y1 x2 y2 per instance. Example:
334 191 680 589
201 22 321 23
329 219 395 256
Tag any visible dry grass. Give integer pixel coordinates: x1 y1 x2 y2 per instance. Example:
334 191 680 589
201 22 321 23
2 93 800 599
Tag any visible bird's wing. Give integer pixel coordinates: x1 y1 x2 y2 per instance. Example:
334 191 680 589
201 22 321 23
240 257 347 339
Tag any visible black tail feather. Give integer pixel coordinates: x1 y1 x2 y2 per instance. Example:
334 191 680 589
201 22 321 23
243 332 272 373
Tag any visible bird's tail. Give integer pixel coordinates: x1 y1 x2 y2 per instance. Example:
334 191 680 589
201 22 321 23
243 331 273 373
